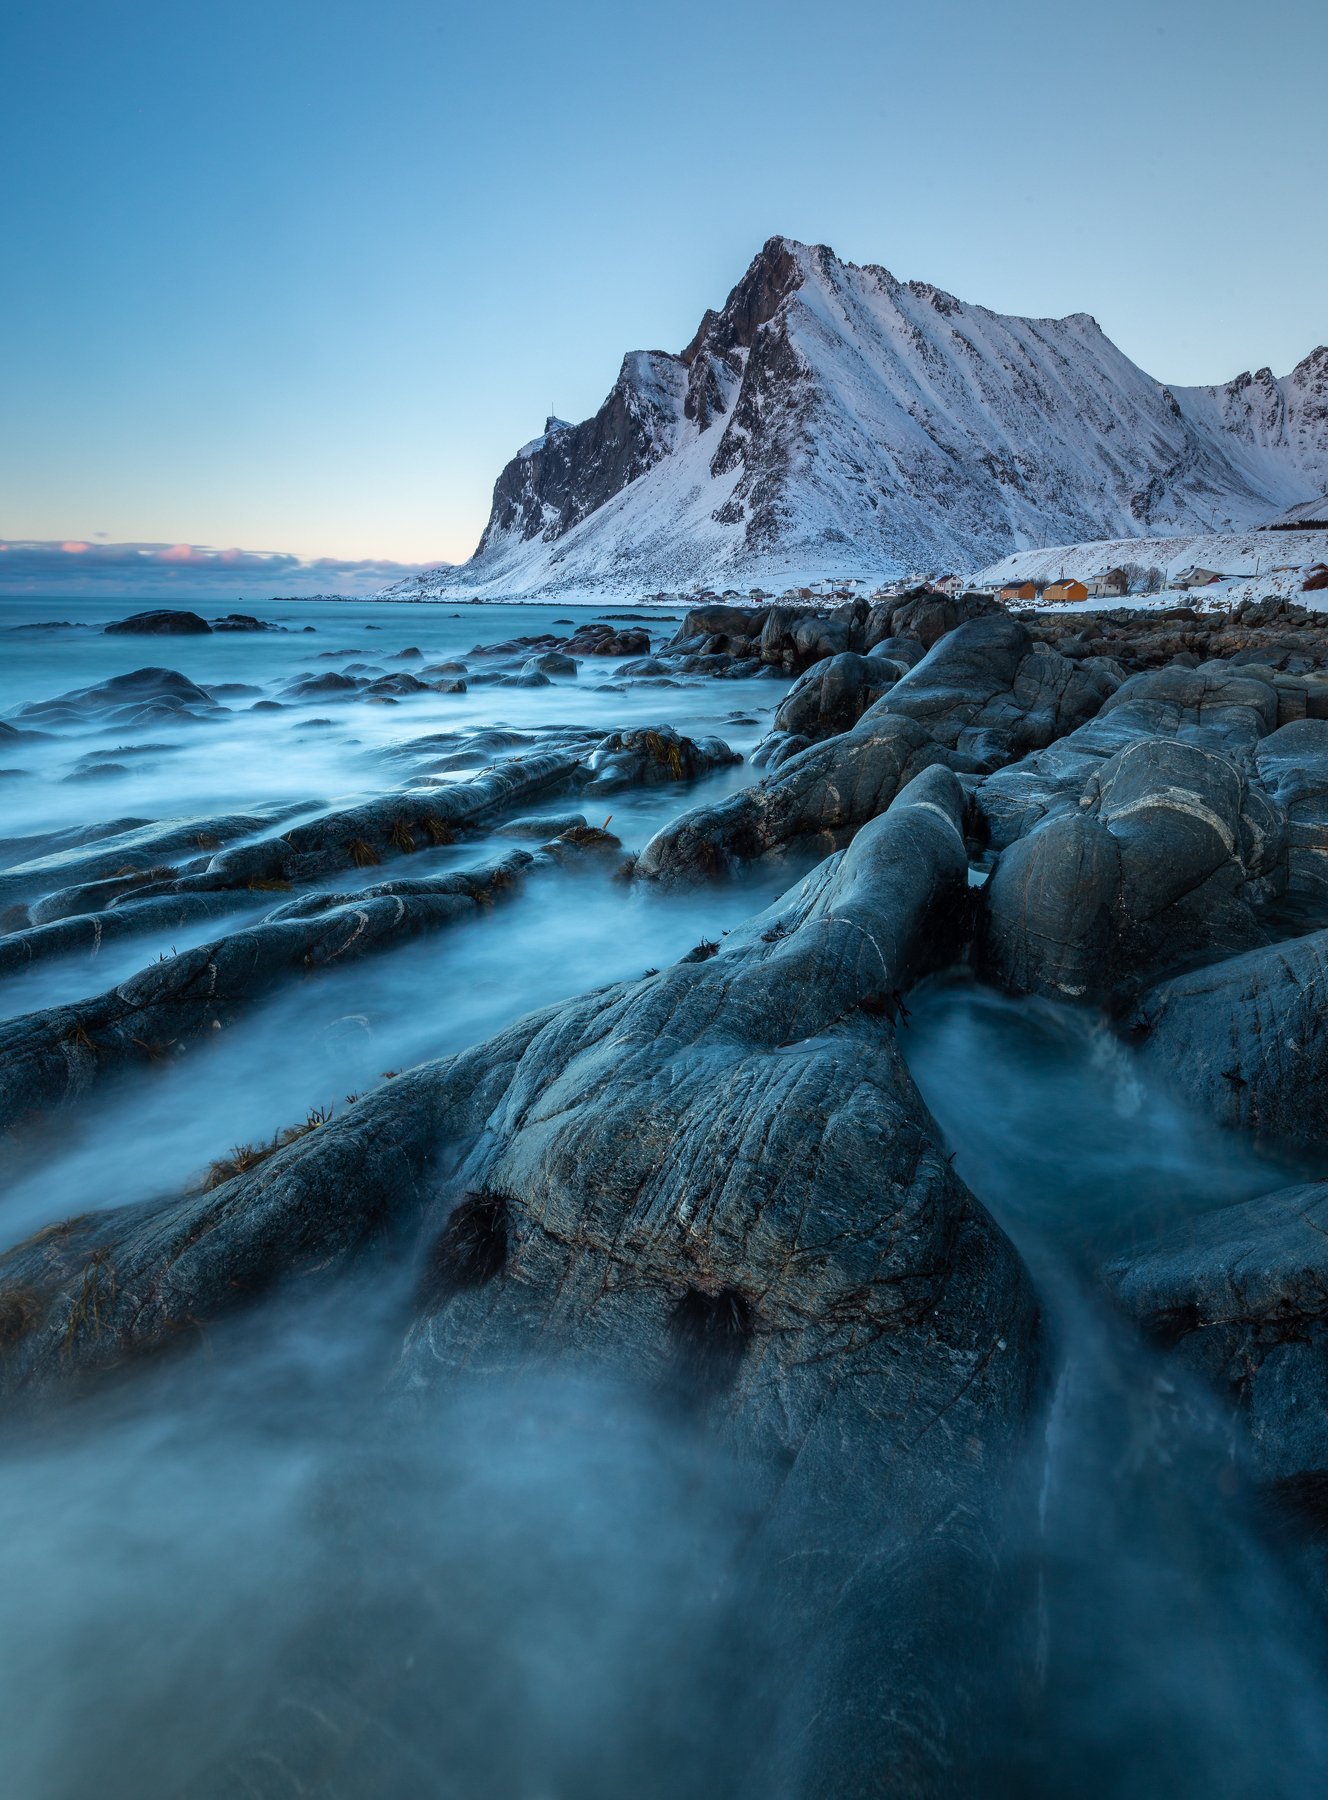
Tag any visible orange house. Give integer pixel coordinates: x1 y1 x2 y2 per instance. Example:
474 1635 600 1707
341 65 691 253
998 580 1037 602
1043 578 1089 603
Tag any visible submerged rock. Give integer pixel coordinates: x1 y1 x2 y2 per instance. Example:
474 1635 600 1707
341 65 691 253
10 666 221 730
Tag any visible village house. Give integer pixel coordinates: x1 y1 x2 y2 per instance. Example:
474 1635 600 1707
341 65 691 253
1043 578 1090 604
997 579 1039 603
1169 567 1223 590
1086 567 1129 598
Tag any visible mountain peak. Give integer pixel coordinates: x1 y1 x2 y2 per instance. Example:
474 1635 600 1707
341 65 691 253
406 238 1328 598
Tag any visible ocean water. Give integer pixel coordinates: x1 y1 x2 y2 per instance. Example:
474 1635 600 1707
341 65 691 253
0 595 790 1233
2 594 1326 1797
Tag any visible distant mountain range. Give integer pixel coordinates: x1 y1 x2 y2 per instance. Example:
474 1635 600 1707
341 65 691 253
386 236 1328 598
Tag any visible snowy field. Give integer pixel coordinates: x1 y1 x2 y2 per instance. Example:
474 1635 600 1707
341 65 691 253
974 528 1328 614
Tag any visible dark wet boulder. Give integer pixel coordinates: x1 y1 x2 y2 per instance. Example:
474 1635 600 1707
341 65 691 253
0 889 256 978
877 616 1117 770
583 725 739 791
635 710 940 881
281 671 361 700
146 750 587 898
770 651 909 742
564 623 651 657
210 613 280 632
521 651 578 677
1105 1183 1328 1498
0 767 1042 1794
104 610 211 636
859 632 927 668
979 737 1285 1007
1137 929 1328 1146
494 812 589 839
0 849 570 1134
468 632 560 658
887 589 1002 649
754 603 866 671
61 761 131 781
497 668 552 688
666 603 769 659
363 672 430 697
0 815 154 875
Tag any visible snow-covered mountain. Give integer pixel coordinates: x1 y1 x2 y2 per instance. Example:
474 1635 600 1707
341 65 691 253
388 237 1328 598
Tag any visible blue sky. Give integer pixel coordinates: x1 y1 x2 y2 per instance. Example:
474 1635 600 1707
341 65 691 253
2 0 1324 592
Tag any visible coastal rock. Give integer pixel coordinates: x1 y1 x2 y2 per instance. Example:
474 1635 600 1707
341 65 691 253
980 737 1285 1006
976 660 1280 850
521 651 578 676
10 666 221 730
210 614 281 632
584 725 740 791
0 802 311 919
887 588 1003 648
1138 929 1328 1144
768 650 909 743
564 623 651 657
1255 718 1328 916
104 610 212 636
638 615 1114 881
1106 1183 1328 1497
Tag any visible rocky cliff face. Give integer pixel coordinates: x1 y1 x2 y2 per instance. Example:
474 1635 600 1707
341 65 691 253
396 237 1328 596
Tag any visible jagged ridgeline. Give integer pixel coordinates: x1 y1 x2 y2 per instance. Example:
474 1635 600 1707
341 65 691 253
384 237 1328 598
8 588 1328 1792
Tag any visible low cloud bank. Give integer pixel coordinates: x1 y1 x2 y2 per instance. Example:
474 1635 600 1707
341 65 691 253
0 539 448 598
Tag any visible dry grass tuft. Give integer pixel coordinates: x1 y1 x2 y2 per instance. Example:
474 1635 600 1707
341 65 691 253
643 729 685 780
560 825 621 848
201 1103 335 1191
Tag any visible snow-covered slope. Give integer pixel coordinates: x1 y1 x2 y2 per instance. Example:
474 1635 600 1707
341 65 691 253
975 528 1328 612
389 238 1328 599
